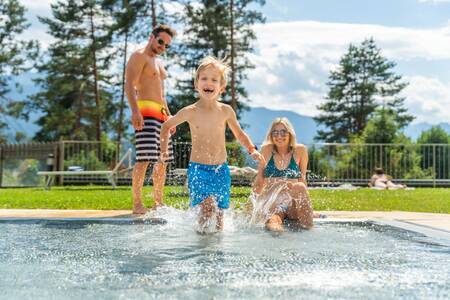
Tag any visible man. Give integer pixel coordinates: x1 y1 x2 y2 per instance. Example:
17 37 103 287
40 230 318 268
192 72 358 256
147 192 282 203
125 24 176 214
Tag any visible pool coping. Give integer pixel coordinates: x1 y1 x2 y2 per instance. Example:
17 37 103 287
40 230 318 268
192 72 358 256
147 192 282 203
1 209 449 243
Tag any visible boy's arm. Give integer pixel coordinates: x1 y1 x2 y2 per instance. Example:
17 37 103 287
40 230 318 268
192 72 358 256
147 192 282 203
226 107 264 162
252 145 271 193
125 52 145 130
159 108 190 161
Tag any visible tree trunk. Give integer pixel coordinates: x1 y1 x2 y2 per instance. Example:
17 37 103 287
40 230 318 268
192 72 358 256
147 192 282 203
116 10 129 161
151 0 157 28
89 5 101 144
229 0 237 112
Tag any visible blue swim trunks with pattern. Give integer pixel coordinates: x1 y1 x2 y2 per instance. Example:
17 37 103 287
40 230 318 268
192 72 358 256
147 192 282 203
187 161 231 209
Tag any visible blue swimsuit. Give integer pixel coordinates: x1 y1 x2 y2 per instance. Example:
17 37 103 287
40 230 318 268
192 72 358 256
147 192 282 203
263 152 301 179
263 151 301 214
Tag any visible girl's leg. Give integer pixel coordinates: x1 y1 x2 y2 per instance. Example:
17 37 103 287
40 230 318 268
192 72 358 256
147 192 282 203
286 182 314 229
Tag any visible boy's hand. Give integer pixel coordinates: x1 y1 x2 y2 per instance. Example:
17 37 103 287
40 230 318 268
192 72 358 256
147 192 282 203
167 115 176 135
159 151 170 163
250 150 265 164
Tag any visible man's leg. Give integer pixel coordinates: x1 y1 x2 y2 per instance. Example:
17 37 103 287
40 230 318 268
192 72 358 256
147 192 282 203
151 161 167 209
132 161 150 214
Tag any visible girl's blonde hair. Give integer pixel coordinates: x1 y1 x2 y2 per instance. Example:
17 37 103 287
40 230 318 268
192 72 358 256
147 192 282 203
194 56 230 88
262 117 297 151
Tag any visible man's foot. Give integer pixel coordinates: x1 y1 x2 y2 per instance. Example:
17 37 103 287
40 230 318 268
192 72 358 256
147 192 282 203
132 205 148 215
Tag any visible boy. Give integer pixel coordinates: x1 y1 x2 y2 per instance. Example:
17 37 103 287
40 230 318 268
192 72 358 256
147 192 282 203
159 56 263 231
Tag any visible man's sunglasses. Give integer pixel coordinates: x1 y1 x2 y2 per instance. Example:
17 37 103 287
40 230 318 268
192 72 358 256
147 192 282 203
157 38 170 49
271 129 289 137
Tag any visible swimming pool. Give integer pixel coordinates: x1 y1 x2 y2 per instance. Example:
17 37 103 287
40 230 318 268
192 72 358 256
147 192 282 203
1 211 449 299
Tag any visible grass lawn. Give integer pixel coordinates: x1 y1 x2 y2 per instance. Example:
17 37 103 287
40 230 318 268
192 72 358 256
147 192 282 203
0 186 449 213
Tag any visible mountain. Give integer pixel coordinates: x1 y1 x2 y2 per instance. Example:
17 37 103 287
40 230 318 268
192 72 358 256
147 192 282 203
240 107 318 145
240 107 450 144
4 103 450 144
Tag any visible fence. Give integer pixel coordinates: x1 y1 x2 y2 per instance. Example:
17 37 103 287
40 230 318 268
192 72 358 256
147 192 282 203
307 143 450 187
0 141 449 187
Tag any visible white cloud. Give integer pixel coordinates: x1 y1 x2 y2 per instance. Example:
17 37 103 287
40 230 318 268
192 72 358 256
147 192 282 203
403 76 450 123
245 21 450 124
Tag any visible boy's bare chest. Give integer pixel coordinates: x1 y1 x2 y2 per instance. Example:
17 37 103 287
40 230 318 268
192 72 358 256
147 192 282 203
190 111 226 131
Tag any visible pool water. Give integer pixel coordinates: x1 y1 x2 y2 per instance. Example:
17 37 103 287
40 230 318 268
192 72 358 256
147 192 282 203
1 209 449 299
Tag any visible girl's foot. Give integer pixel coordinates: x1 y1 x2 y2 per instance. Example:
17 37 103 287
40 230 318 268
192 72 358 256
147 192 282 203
266 215 284 232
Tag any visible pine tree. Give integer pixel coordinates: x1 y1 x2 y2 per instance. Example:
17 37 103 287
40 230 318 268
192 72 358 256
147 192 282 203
315 38 414 143
27 0 114 142
0 0 38 143
170 0 265 141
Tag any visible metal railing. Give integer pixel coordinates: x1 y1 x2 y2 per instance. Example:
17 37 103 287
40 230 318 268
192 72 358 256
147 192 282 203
1 141 449 187
307 143 450 187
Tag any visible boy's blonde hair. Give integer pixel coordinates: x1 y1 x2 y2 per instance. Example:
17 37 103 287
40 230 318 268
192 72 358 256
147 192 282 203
194 56 230 88
263 117 297 150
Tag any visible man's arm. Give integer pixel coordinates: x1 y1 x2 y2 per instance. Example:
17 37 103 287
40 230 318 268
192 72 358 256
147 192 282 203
125 52 145 130
160 107 190 161
159 62 171 116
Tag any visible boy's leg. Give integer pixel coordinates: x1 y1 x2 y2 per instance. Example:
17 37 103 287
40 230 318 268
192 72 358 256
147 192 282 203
151 161 167 208
198 197 216 228
216 209 224 230
132 161 150 214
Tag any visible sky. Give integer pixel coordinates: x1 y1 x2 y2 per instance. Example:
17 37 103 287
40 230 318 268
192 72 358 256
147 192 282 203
18 0 450 125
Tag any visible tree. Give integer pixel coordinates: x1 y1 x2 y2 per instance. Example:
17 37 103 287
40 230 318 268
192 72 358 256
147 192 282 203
170 0 265 141
417 126 450 144
417 126 450 179
361 108 398 144
0 0 38 143
28 0 115 142
315 38 414 143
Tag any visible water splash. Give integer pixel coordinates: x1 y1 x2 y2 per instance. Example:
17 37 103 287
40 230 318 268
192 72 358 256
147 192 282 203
248 182 292 225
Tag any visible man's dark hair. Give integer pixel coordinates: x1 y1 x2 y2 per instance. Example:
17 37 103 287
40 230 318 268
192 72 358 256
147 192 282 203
374 167 384 175
152 24 176 38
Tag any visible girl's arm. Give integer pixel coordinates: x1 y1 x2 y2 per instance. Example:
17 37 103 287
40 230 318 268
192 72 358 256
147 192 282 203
296 144 308 186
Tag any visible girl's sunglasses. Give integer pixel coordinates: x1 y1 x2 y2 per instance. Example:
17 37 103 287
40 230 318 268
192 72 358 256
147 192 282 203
271 129 288 137
157 38 170 49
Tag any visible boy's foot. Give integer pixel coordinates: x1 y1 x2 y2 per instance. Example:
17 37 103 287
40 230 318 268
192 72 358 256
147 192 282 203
151 201 164 210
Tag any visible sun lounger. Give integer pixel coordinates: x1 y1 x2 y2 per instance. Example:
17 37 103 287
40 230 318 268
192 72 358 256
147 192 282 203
37 148 133 189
